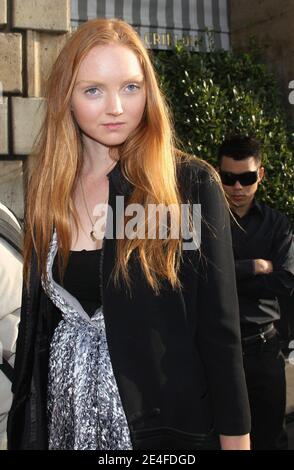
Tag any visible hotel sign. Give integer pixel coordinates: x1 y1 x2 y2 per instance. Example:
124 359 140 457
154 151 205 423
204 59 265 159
71 0 230 52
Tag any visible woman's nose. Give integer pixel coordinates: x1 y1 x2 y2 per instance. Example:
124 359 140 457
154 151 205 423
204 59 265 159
106 93 123 115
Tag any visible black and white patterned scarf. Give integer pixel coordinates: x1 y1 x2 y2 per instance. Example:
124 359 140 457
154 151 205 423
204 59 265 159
41 230 132 450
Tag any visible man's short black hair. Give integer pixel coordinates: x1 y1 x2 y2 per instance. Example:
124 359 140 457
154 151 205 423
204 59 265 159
218 135 262 166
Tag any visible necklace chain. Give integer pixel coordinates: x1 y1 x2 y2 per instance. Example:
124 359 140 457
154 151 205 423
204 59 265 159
78 159 116 241
79 178 108 242
80 178 94 227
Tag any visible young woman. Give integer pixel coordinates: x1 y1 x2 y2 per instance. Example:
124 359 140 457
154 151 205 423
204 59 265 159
7 19 250 450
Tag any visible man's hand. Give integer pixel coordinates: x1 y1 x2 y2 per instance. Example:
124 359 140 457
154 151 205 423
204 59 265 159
254 259 273 275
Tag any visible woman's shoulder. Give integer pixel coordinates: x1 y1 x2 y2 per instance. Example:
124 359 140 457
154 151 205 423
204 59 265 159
175 152 220 195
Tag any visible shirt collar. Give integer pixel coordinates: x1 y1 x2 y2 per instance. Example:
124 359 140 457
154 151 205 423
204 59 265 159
250 198 263 215
231 198 263 220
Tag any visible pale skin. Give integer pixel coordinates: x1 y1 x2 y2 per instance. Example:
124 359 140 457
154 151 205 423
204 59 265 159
220 156 273 277
71 43 250 450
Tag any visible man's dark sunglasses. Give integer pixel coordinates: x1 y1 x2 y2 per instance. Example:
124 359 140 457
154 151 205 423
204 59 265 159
219 170 259 186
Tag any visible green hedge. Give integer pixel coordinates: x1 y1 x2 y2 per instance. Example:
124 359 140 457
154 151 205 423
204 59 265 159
153 45 294 224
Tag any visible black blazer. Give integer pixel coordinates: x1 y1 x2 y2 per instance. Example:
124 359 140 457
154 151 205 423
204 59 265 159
7 159 251 450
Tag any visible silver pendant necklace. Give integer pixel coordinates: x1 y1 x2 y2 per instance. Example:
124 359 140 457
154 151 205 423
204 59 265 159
79 178 108 242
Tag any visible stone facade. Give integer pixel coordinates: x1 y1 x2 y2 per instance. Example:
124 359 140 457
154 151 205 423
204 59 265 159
0 33 22 93
0 0 7 26
13 0 70 32
12 97 46 155
27 30 69 97
229 0 294 121
0 0 70 219
0 97 8 155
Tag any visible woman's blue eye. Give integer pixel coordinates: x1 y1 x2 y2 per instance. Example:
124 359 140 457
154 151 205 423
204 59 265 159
125 84 140 92
85 88 100 96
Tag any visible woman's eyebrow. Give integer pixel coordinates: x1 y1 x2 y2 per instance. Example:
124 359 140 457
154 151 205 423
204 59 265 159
75 79 103 86
76 75 144 86
120 75 144 85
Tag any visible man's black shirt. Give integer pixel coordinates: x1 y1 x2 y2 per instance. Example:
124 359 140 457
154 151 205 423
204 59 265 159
230 199 294 332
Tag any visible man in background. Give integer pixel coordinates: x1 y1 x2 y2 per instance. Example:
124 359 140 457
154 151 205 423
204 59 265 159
218 135 294 450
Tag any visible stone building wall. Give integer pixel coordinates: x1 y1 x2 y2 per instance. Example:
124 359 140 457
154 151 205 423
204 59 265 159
0 0 70 219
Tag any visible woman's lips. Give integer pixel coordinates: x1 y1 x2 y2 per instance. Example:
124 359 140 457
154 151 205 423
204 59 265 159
103 123 125 130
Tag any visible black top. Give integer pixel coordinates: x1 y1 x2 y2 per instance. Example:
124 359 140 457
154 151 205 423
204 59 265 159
231 199 294 332
52 249 102 317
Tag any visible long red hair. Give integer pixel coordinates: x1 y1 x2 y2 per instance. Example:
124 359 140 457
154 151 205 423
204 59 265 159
24 18 205 292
